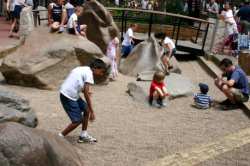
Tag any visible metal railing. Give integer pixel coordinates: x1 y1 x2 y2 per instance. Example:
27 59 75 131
32 7 214 55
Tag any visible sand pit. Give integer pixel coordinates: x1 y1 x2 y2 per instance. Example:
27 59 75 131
0 60 249 166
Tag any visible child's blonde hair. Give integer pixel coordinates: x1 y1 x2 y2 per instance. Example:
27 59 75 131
153 71 165 83
109 27 118 39
75 6 83 14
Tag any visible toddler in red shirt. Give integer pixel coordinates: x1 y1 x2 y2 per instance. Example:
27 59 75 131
149 71 169 108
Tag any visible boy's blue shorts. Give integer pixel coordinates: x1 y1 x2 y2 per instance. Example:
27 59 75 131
60 93 87 123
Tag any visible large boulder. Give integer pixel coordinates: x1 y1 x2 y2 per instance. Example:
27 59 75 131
0 122 84 166
127 73 195 104
119 36 181 77
79 0 120 53
0 90 37 127
0 27 110 89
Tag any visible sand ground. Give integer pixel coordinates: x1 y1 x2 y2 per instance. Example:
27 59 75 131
0 60 250 166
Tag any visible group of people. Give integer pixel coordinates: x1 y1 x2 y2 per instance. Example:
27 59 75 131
48 0 87 37
206 0 250 56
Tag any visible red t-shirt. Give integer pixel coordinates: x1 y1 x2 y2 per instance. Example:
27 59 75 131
149 80 165 97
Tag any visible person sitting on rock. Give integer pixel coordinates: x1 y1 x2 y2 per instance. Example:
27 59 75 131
67 6 87 37
121 23 138 58
215 58 249 110
58 59 107 143
193 83 213 109
149 71 169 108
106 27 119 81
155 32 176 75
48 0 67 33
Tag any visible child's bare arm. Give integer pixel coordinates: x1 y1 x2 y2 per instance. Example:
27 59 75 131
73 21 80 36
82 83 95 121
162 86 169 96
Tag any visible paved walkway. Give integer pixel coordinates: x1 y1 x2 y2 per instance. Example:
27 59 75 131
148 127 250 166
0 17 20 57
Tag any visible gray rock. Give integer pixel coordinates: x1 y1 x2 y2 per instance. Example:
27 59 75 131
0 122 84 166
165 73 195 98
19 6 34 38
0 27 110 89
127 73 195 103
0 90 37 127
79 0 120 53
120 36 181 77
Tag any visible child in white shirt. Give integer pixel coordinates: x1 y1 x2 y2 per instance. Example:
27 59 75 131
67 6 87 37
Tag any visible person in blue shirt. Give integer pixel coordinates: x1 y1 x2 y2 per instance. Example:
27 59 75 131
215 58 249 110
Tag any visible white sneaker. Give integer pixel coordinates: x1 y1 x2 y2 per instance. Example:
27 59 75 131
58 133 64 138
78 134 97 143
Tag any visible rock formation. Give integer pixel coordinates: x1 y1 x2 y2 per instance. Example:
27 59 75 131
0 27 110 89
79 0 120 53
120 36 181 77
0 90 37 127
0 122 83 166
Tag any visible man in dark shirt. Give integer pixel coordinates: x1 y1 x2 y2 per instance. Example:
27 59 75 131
215 58 249 109
236 0 250 34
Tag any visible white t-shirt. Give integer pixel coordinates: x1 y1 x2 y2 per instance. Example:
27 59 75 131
65 2 74 9
15 0 25 6
221 9 238 35
60 66 94 101
164 37 175 49
141 0 148 9
122 28 133 46
67 13 77 29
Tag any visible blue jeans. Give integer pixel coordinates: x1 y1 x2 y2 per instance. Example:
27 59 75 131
121 45 133 58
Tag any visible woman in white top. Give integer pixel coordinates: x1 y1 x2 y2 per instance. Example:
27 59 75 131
213 2 238 55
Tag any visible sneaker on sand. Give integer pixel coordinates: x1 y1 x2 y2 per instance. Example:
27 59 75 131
78 134 97 143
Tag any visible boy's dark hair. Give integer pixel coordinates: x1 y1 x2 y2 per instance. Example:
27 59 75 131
219 58 233 68
154 32 166 39
153 71 165 83
90 59 107 70
199 83 209 94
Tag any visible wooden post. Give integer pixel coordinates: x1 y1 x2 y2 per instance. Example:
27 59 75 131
239 50 250 75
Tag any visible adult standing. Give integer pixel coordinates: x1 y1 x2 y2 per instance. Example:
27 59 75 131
206 0 219 52
9 0 26 38
215 58 249 110
213 2 238 54
236 0 250 34
121 23 138 58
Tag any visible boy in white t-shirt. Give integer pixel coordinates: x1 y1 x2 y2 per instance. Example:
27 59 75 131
59 59 107 143
155 32 176 74
121 24 138 58
67 6 87 37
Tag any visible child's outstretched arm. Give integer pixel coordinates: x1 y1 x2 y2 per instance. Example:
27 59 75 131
83 83 95 121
